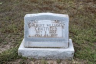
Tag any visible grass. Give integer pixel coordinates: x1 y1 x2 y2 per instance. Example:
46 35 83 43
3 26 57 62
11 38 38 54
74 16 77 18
0 0 96 64
0 47 19 64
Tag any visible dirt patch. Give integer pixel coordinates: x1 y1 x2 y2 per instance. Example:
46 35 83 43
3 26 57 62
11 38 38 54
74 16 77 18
0 44 11 53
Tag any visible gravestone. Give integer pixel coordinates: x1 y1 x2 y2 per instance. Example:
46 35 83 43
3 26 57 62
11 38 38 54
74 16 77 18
18 13 74 59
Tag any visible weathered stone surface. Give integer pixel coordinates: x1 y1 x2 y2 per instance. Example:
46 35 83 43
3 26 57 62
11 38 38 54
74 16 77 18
24 13 69 48
18 13 74 59
18 39 74 59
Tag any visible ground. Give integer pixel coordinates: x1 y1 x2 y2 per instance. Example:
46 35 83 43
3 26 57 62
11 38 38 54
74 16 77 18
0 0 96 64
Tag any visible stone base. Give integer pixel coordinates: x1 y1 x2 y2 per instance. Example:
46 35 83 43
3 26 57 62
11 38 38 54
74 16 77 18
18 39 74 59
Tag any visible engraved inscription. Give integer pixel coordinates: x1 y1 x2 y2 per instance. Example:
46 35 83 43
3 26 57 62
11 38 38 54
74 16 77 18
28 20 64 38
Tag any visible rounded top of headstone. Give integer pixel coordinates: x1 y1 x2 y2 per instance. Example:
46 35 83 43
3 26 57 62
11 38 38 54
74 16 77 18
24 13 69 18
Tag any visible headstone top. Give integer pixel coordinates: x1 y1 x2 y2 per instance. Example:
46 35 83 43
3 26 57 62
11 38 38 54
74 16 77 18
24 13 69 48
24 13 68 18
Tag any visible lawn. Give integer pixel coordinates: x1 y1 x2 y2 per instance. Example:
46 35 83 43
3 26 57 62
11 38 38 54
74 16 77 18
0 0 96 64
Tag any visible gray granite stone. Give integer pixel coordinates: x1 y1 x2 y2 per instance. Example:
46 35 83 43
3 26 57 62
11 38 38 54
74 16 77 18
18 39 74 59
24 13 69 48
18 13 74 59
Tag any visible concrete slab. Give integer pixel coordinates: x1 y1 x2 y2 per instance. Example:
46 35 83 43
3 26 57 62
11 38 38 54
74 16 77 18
18 39 74 59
